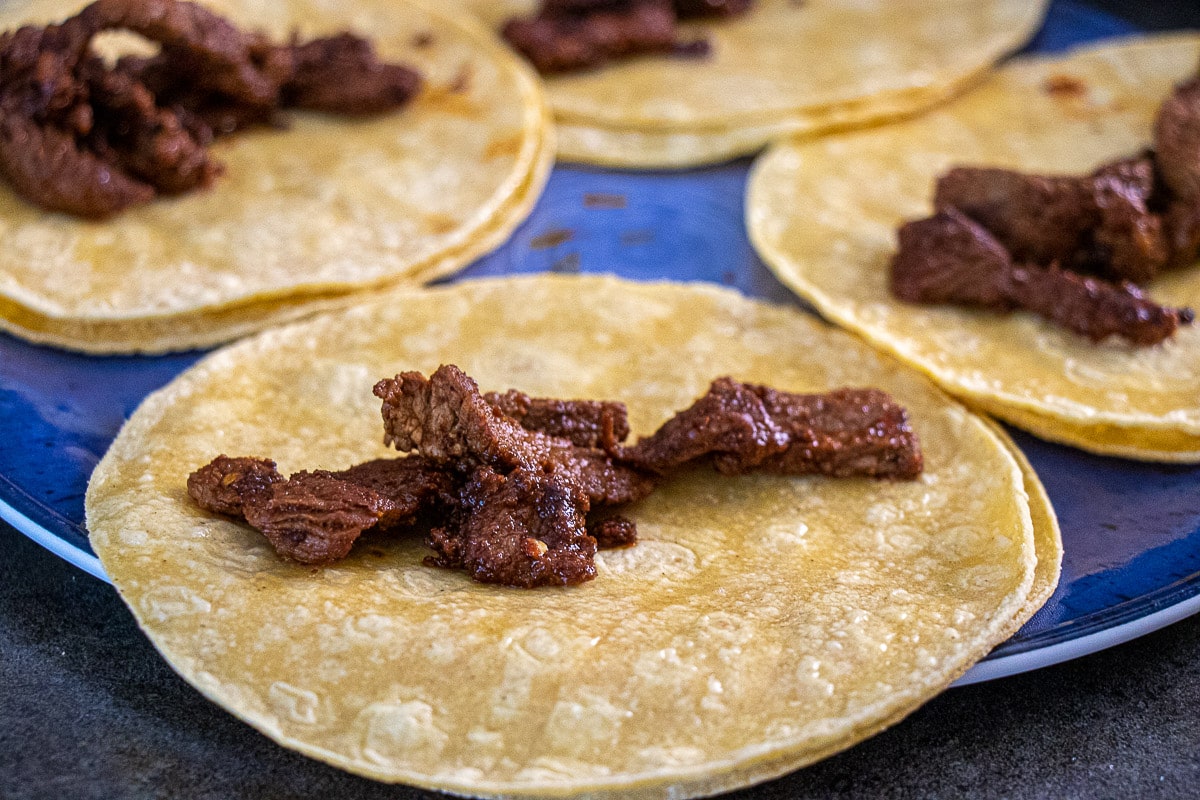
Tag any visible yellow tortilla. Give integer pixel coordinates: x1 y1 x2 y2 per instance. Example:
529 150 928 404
748 34 1200 461
87 275 1044 796
0 0 551 353
554 76 984 170
455 0 1045 167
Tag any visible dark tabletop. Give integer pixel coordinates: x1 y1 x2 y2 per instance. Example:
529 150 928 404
4 3 1200 799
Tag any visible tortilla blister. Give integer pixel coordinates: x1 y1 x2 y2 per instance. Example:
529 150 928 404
86 275 1050 797
747 34 1200 462
453 0 1047 168
0 0 551 353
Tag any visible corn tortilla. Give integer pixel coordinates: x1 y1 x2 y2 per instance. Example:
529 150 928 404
748 34 1200 461
453 0 1045 167
87 275 1044 797
0 0 551 353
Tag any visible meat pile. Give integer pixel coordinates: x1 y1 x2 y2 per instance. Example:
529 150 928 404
189 365 923 588
0 0 421 218
502 0 754 74
890 76 1200 346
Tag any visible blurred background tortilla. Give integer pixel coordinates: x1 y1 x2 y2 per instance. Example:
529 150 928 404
747 34 1200 461
452 0 1048 167
0 0 552 353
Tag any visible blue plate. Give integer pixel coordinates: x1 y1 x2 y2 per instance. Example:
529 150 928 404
4 2 1196 685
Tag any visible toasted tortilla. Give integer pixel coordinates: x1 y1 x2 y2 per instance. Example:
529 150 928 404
87 275 1047 796
455 0 1046 167
0 0 551 353
748 34 1200 461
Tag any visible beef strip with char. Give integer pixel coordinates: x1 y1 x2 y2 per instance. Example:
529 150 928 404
484 388 631 448
282 33 422 116
750 384 924 478
1155 76 1200 203
891 209 1193 346
934 163 1169 284
674 0 754 18
502 1 677 74
502 0 754 74
187 454 456 564
374 366 657 581
375 365 557 471
193 365 923 585
427 466 598 587
1153 76 1200 268
374 366 657 507
618 377 923 479
0 0 420 217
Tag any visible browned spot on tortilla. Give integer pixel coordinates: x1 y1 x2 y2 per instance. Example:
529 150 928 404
621 230 654 246
450 64 474 94
530 229 574 249
583 192 627 209
551 252 581 273
426 213 458 234
1043 74 1088 97
412 31 435 48
421 88 482 119
485 133 525 160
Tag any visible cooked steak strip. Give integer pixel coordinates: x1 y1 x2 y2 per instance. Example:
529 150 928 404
892 209 1193 346
0 0 420 217
484 388 631 448
427 466 598 587
617 377 923 479
502 0 754 75
934 163 1168 285
187 455 455 565
194 365 922 584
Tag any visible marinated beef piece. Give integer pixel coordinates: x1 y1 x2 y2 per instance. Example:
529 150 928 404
427 466 598 587
187 455 457 565
187 455 282 516
484 388 631 447
892 208 1018 309
242 471 396 564
76 0 284 105
195 365 922 587
78 56 221 194
502 0 757 74
751 385 924 479
0 0 420 217
1007 265 1193 347
618 377 788 474
0 111 155 218
1154 77 1200 203
934 164 1168 284
619 377 923 479
375 365 557 471
502 1 677 74
892 210 1193 346
674 0 754 18
283 33 422 116
588 515 638 548
327 458 460 528
550 444 660 506
375 366 658 504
